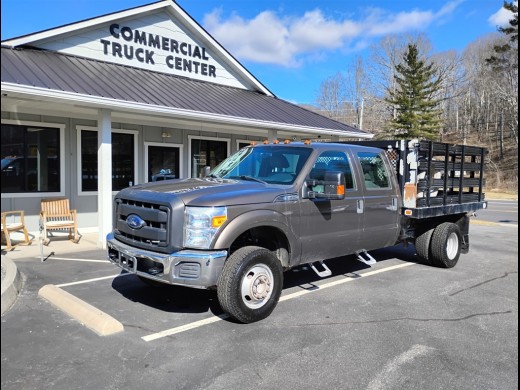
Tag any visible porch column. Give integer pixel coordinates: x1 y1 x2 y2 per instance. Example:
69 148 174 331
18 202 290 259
97 109 112 249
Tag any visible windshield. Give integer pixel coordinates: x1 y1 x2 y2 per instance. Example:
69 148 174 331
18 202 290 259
210 146 312 185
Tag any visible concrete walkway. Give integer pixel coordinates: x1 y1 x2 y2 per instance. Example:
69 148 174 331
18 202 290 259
1 232 102 316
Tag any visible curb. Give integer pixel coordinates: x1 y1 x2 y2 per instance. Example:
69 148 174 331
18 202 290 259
1 257 23 316
38 284 124 336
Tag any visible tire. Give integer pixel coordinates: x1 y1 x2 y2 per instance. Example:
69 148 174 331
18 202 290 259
217 246 283 324
415 228 434 265
430 223 462 268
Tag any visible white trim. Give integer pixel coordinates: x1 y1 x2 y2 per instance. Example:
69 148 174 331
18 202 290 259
188 135 230 178
2 1 271 95
144 141 184 182
2 84 373 139
236 139 254 151
1 119 66 199
76 125 139 196
2 2 169 47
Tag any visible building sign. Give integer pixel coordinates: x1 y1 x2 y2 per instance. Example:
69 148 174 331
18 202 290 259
100 24 217 78
32 12 248 89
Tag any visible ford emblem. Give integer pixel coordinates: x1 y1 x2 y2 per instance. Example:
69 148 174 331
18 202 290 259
127 214 146 229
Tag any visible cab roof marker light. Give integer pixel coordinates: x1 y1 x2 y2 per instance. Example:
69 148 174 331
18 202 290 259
263 139 269 144
284 139 291 144
404 209 413 216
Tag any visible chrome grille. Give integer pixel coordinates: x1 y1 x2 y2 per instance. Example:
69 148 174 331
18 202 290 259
114 197 171 250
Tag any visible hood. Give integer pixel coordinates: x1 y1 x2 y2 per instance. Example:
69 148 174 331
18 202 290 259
122 178 290 207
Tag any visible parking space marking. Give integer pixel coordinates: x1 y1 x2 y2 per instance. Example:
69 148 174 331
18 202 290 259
34 257 110 263
56 273 131 288
142 261 415 342
142 315 230 342
471 220 518 228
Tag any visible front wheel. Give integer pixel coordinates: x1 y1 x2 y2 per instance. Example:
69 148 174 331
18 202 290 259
217 246 283 323
430 223 462 268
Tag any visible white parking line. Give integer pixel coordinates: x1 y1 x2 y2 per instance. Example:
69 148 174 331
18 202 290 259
35 257 110 263
56 273 131 287
142 262 415 342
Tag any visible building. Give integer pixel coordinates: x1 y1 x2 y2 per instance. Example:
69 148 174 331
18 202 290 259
1 0 371 247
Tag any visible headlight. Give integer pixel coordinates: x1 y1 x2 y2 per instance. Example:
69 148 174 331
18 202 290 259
184 206 227 249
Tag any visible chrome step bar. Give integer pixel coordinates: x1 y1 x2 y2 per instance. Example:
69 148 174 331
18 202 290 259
310 261 332 278
355 250 377 266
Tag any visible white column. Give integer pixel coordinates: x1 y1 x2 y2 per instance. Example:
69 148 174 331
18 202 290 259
97 109 112 249
268 129 278 142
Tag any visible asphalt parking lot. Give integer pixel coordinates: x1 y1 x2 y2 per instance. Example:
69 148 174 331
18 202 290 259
1 220 518 390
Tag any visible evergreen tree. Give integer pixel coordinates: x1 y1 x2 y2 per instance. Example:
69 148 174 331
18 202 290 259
486 1 518 70
384 44 442 140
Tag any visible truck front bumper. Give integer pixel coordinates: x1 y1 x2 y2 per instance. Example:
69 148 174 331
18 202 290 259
106 233 228 289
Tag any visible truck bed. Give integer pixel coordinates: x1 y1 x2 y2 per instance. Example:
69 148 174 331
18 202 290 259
344 140 487 218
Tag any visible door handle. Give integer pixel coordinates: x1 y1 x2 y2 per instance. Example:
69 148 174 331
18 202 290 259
357 199 364 214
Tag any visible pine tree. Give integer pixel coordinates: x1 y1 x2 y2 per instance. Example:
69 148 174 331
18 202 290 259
384 44 442 140
486 1 518 70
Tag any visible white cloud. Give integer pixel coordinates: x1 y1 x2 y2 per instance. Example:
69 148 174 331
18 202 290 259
203 1 463 67
489 1 517 27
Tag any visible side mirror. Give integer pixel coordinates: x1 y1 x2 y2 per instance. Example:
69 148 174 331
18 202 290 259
305 170 345 200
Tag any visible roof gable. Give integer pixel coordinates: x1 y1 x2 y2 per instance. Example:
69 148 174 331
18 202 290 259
1 0 272 95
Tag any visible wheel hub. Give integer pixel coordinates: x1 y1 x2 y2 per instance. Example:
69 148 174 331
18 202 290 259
241 264 274 309
250 274 271 300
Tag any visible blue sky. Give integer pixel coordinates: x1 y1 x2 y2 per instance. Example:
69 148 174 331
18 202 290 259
1 0 513 104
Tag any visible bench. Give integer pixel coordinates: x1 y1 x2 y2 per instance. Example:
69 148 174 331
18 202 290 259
1 210 31 250
40 198 79 245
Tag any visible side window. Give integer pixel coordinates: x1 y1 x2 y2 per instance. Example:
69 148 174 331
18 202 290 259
308 151 355 192
357 152 390 190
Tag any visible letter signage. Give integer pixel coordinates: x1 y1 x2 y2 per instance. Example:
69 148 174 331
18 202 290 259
100 23 217 78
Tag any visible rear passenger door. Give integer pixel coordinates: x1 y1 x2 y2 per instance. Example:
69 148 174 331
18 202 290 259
299 150 363 263
354 150 400 251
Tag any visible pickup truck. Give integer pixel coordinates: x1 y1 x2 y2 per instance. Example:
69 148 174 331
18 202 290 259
107 139 487 323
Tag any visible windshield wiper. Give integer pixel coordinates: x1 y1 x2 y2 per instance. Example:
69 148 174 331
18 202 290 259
229 175 267 184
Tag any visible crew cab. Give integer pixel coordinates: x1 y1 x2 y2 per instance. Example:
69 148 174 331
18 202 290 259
107 139 487 323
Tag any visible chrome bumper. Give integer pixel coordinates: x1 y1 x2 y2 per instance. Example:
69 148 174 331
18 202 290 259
106 233 227 289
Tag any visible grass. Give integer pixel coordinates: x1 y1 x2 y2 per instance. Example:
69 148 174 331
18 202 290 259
485 189 518 200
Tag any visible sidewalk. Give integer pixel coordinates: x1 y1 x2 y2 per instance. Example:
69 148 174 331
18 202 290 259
1 232 103 315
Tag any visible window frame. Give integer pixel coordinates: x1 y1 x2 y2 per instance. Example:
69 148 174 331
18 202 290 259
188 135 230 178
1 119 66 199
77 126 139 196
356 151 392 191
144 141 184 183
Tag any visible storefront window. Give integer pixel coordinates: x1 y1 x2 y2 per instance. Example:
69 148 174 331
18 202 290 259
147 145 180 182
190 138 228 178
80 130 135 192
1 124 61 193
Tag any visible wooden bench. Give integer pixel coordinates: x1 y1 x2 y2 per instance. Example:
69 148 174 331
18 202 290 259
1 210 31 250
40 198 79 245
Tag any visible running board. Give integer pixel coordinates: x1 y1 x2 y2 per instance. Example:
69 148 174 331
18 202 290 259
355 250 377 266
310 261 332 278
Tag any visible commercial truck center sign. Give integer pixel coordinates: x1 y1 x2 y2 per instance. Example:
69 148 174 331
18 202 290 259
100 23 217 78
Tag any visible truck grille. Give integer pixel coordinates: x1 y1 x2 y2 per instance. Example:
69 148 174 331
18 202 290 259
114 198 171 251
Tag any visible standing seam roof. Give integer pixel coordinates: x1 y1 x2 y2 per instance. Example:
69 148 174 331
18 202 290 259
1 47 370 135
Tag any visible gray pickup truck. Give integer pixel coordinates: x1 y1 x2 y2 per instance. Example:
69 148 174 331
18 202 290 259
107 139 487 323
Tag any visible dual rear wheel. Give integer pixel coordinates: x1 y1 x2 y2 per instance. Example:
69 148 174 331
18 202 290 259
415 222 462 268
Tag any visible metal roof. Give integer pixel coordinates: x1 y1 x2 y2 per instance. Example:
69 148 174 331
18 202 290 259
1 46 370 137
